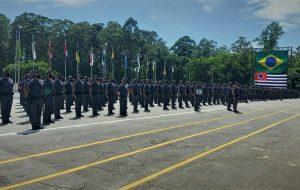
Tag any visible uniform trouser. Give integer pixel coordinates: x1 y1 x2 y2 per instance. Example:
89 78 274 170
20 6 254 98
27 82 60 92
163 95 169 109
194 95 200 111
150 94 154 106
120 96 127 116
75 94 83 117
227 96 233 110
233 96 238 111
27 97 31 118
171 95 177 108
178 95 183 107
31 98 43 129
144 95 150 111
184 96 189 107
54 95 63 118
43 95 54 123
1 95 13 122
108 96 114 114
158 95 163 105
84 94 90 110
66 94 72 112
133 95 139 112
99 94 104 110
61 95 65 109
92 94 99 115
189 95 194 106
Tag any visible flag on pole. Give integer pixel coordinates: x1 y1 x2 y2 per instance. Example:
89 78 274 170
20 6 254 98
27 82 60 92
102 47 106 66
32 40 36 60
64 39 68 57
137 52 141 73
89 50 94 66
111 49 115 60
124 55 128 70
163 60 167 76
152 61 156 72
75 42 80 64
171 65 174 73
15 33 21 61
48 40 53 60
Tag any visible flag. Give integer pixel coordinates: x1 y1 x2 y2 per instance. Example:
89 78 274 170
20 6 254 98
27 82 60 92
254 72 287 88
124 55 128 70
15 39 21 61
48 40 53 60
171 65 174 73
152 61 156 72
89 51 94 66
64 39 68 57
32 40 36 60
111 49 115 60
137 52 141 73
102 47 106 66
163 60 166 76
255 51 288 73
75 42 80 64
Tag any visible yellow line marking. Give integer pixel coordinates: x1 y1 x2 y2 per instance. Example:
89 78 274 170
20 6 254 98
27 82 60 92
0 109 264 165
119 113 300 190
0 109 287 190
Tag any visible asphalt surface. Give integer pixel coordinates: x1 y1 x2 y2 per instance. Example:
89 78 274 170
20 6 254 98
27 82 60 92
0 97 299 190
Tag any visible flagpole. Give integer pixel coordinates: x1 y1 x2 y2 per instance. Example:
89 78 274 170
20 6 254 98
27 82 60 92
112 47 114 79
64 38 67 82
146 57 148 80
14 29 17 86
32 33 35 70
77 61 79 76
91 65 93 79
17 25 21 86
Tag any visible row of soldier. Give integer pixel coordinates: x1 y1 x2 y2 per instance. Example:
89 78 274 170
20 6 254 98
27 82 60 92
0 71 299 130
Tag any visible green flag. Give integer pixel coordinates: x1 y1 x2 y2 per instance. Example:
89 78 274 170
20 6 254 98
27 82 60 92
255 51 288 74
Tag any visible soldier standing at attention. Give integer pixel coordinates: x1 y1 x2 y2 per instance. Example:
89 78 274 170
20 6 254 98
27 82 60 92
83 76 90 112
28 73 44 130
171 80 177 109
233 82 240 113
74 76 84 118
118 79 128 117
143 80 151 112
65 76 73 113
90 76 100 116
106 79 115 115
43 72 55 125
178 80 185 109
184 82 190 108
163 81 170 110
132 80 140 113
54 76 63 120
0 72 14 125
194 82 201 112
226 83 234 111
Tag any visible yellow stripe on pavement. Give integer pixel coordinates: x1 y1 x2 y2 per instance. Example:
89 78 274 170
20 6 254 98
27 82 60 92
0 109 287 190
119 113 300 190
0 109 263 165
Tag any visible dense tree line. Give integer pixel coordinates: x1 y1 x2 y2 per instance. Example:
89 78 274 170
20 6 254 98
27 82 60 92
0 12 299 89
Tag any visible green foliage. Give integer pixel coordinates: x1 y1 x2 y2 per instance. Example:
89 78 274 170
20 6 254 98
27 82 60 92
170 36 196 57
4 61 57 79
0 13 10 72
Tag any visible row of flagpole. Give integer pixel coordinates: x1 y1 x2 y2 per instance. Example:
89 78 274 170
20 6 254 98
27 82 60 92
16 30 176 82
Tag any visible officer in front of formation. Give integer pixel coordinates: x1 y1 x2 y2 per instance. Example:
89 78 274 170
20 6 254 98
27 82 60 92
0 71 14 125
118 78 128 117
28 72 44 130
143 80 151 112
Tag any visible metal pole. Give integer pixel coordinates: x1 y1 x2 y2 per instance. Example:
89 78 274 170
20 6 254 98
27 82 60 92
104 43 107 78
251 48 254 85
32 34 35 70
91 65 93 79
146 57 148 80
14 29 17 85
77 62 79 76
64 56 66 82
17 26 21 85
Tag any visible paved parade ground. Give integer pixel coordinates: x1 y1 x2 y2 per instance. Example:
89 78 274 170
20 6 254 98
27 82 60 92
0 98 299 190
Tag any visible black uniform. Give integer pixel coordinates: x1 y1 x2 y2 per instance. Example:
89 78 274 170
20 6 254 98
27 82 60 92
74 78 84 118
29 78 44 129
43 78 55 124
118 83 128 116
107 81 115 115
0 76 14 124
54 78 63 119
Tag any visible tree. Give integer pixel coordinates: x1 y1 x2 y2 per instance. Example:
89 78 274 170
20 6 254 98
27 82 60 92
254 22 284 50
0 13 10 73
194 38 217 57
170 36 196 57
231 36 252 54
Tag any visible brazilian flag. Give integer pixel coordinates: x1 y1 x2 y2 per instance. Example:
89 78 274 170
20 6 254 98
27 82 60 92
255 51 288 74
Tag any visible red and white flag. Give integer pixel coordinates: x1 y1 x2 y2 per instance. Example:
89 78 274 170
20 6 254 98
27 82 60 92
89 51 94 66
48 40 53 60
255 72 287 88
64 39 68 57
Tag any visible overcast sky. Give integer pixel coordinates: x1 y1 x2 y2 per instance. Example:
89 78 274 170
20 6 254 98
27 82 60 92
1 0 300 48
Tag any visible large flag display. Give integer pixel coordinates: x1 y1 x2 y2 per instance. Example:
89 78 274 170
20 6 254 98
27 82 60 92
254 51 288 88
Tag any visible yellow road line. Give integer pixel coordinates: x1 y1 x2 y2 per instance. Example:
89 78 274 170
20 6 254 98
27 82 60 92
119 113 300 190
0 109 287 190
0 109 263 165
